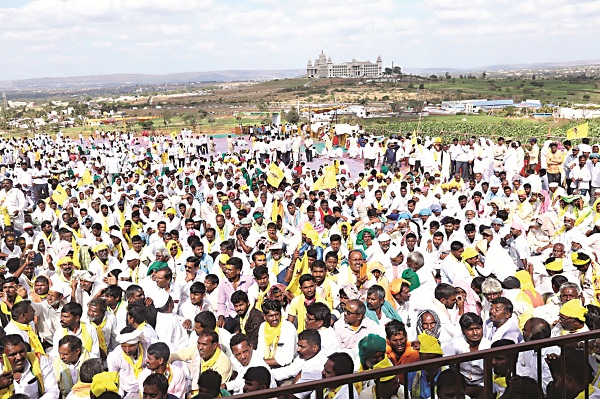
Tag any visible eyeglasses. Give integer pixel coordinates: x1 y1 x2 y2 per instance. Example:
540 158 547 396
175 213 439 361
345 309 360 315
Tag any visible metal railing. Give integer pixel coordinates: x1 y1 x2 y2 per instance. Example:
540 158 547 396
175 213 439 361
231 329 600 399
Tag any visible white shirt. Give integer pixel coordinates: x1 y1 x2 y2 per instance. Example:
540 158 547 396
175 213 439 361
51 322 100 359
107 345 146 396
256 320 298 367
226 351 276 394
155 312 188 351
7 353 60 399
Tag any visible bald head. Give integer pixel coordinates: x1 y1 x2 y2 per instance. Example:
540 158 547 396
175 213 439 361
523 317 551 342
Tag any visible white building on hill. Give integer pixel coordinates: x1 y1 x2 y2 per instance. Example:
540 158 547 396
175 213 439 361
307 51 382 78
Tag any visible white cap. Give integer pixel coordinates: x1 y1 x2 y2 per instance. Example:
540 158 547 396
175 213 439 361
124 250 140 262
153 289 171 309
377 233 391 242
48 284 66 297
23 223 34 230
270 243 283 251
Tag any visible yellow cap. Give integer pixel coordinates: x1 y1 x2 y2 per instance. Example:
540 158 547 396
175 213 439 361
545 258 563 272
165 208 176 215
461 247 479 260
91 372 120 397
56 256 74 267
302 222 314 235
418 333 443 355
560 299 587 322
389 278 411 295
217 254 230 264
571 252 592 267
93 244 109 253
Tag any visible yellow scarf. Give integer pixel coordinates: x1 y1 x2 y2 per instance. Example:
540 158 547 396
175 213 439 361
576 386 596 399
63 323 93 354
0 295 22 318
0 354 13 399
263 322 283 358
255 284 270 311
163 364 174 385
462 261 475 277
53 349 90 396
240 310 251 334
92 317 108 354
271 259 281 277
201 347 222 373
493 375 507 388
216 226 226 241
14 321 45 354
25 352 45 396
122 344 144 378
325 386 343 399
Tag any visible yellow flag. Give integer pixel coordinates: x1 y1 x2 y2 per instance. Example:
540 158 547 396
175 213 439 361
567 122 589 140
161 152 169 164
286 253 309 296
77 169 93 188
312 163 337 190
267 163 285 187
52 184 68 205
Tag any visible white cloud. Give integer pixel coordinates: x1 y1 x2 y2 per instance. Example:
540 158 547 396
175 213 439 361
0 0 596 79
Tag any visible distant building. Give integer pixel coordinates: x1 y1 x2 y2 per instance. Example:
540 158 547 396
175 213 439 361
307 51 382 78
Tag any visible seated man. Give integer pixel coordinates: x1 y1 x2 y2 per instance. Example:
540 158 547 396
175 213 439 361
66 358 104 399
2 334 59 399
243 366 272 394
316 352 359 399
142 373 179 399
357 333 399 399
232 290 264 349
407 333 445 399
197 329 233 383
137 342 189 398
53 335 93 397
385 320 420 384
226 334 275 395
483 297 523 343
271 329 328 399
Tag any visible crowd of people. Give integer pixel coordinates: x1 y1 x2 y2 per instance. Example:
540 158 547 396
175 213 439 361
0 127 597 399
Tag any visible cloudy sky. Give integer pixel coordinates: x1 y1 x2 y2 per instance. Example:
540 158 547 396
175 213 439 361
0 0 598 80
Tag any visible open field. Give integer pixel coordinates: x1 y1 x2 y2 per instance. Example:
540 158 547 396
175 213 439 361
3 75 600 142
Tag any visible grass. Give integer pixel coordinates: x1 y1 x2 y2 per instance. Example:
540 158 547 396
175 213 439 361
423 78 600 104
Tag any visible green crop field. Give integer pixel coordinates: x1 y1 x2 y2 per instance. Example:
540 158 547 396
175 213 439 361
422 78 600 104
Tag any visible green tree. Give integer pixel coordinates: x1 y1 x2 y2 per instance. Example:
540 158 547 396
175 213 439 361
285 108 300 124
140 120 154 130
384 67 393 75
504 106 517 116
256 102 268 112
182 113 198 129
393 66 402 75
162 111 172 127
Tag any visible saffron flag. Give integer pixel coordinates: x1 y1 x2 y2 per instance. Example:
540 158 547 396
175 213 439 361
266 163 285 187
567 123 589 140
312 163 337 190
52 184 68 206
76 169 93 188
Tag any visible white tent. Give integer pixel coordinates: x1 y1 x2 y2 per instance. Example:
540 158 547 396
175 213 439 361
333 123 360 135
